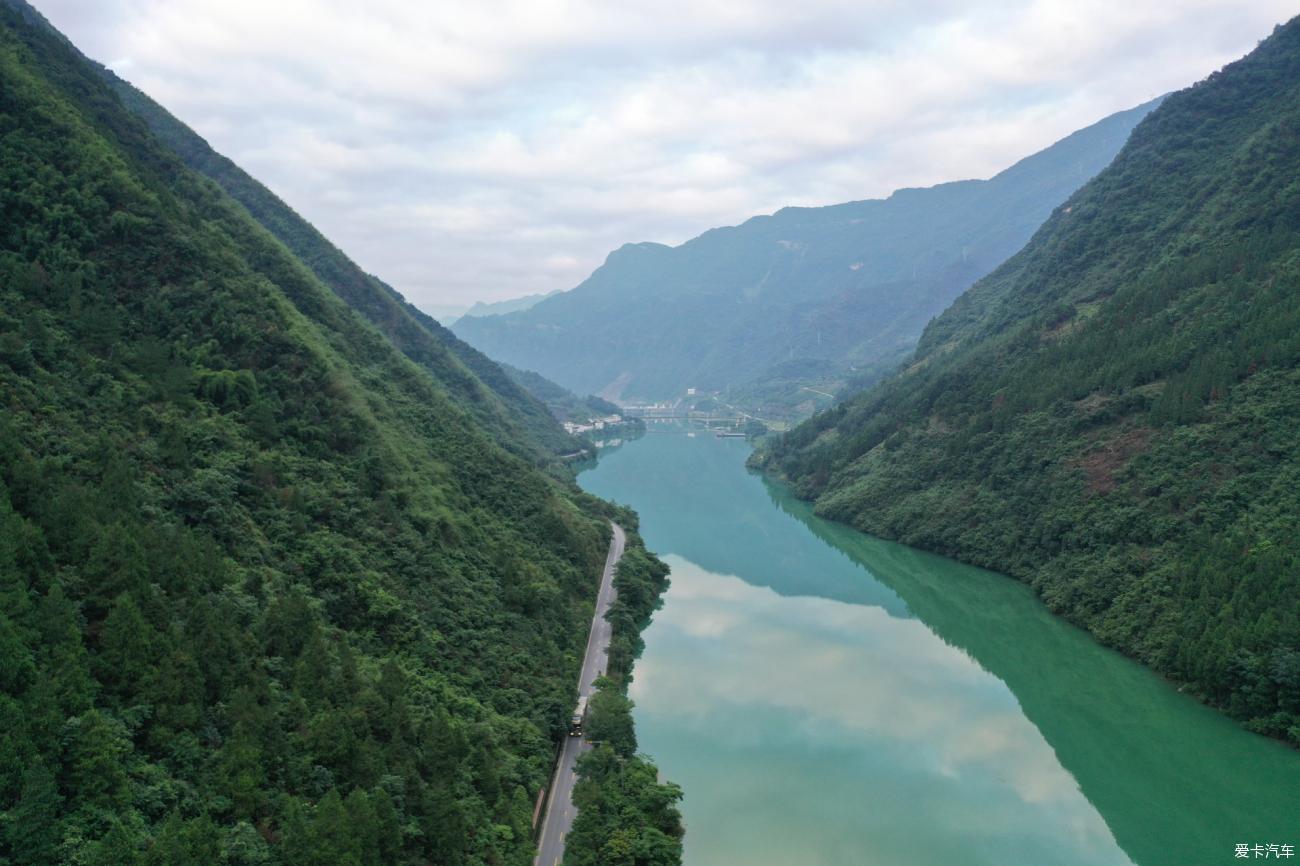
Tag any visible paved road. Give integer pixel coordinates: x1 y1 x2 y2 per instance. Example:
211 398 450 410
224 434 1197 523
534 522 625 866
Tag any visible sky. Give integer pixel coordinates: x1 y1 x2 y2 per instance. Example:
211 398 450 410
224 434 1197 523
33 1 1297 318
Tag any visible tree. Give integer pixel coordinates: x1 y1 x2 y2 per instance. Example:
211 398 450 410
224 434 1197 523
95 594 156 703
0 612 35 695
220 821 272 866
4 760 63 866
80 820 142 866
62 709 132 814
33 585 93 717
586 680 637 758
144 813 222 866
81 526 149 618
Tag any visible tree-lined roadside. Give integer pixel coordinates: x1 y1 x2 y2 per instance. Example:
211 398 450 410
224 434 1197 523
533 523 625 866
534 515 684 866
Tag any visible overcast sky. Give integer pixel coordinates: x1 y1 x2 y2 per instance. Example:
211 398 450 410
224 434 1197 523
34 1 1296 317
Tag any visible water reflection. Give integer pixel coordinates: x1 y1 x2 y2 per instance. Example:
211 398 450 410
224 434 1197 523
582 432 909 614
634 557 1133 866
763 484 1300 866
579 428 1300 866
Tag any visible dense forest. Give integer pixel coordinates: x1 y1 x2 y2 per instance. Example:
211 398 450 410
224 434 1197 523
501 365 630 426
453 100 1157 413
0 3 674 864
756 17 1300 743
91 58 578 468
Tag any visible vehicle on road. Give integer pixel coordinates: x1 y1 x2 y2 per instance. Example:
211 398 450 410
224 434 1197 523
569 695 589 737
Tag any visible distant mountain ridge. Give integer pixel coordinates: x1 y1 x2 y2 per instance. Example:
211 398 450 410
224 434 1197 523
756 17 1300 742
453 99 1160 412
447 289 562 325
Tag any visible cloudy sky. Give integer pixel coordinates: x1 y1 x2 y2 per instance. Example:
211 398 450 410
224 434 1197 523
33 1 1296 317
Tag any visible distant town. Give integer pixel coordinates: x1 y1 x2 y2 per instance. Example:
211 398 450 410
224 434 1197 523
561 414 628 436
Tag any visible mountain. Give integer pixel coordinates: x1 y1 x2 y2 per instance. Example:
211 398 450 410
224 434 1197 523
94 66 578 466
448 290 562 326
452 101 1159 413
503 364 625 424
755 18 1300 742
0 3 670 863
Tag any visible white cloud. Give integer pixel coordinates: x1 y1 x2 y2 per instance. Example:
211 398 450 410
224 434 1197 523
30 0 1298 311
627 557 1133 862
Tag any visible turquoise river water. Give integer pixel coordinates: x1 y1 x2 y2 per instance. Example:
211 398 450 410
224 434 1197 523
576 425 1299 866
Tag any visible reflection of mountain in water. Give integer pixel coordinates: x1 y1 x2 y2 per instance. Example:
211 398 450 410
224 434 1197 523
634 556 1134 866
580 428 1300 866
581 429 910 616
762 479 1300 866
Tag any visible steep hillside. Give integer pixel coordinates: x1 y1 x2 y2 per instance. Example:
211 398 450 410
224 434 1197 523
90 63 578 465
0 4 646 863
453 101 1158 411
757 18 1300 742
503 365 624 424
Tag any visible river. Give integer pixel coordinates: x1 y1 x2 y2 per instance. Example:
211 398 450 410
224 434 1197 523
576 425 1300 866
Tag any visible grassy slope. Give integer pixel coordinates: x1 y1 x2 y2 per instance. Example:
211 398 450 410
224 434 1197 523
0 4 643 863
757 18 1300 742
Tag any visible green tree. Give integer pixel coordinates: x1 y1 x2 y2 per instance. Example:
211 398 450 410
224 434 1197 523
95 593 156 703
33 586 93 717
586 680 637 758
0 612 35 695
80 820 142 866
144 813 222 866
62 709 132 814
81 526 148 617
4 760 63 866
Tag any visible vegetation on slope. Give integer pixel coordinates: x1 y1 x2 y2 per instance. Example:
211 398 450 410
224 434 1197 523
0 5 666 864
501 365 626 425
92 60 577 466
453 101 1157 411
756 18 1300 742
565 520 683 866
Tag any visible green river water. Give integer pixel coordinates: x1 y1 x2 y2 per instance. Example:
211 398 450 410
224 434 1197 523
576 426 1299 866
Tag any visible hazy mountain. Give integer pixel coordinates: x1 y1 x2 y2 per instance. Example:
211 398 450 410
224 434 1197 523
756 18 1300 742
446 289 562 326
453 100 1159 412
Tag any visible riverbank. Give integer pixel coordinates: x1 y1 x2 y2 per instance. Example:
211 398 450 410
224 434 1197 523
553 504 684 866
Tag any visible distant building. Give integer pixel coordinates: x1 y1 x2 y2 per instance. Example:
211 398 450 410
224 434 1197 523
563 415 625 436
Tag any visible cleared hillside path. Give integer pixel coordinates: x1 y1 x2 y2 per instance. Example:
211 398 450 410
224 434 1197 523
534 522 624 866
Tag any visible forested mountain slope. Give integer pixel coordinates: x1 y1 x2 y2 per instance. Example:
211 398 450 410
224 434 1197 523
502 364 624 425
453 101 1158 410
81 52 577 465
756 18 1300 742
0 3 642 863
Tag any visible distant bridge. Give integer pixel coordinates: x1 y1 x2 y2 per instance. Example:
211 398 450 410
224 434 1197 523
621 410 745 423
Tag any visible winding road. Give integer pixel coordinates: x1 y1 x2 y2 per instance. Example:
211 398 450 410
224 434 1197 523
534 521 625 866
